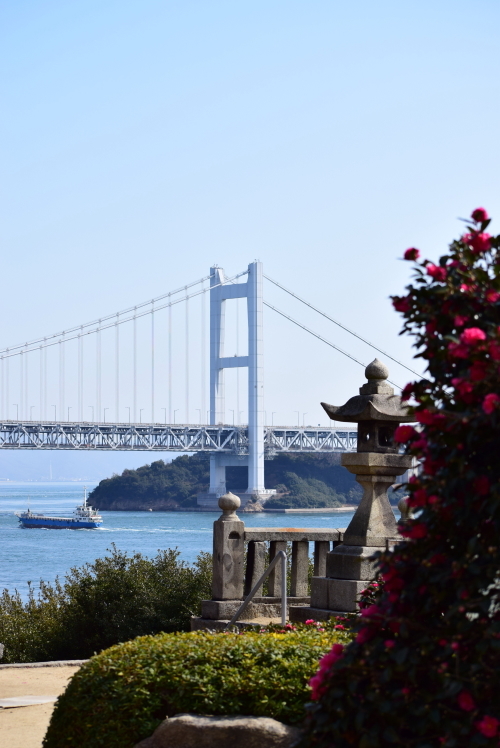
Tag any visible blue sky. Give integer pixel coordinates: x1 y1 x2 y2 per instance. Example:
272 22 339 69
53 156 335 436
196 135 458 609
1 0 499 437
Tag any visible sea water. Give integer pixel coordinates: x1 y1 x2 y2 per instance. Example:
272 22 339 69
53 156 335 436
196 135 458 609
0 482 355 599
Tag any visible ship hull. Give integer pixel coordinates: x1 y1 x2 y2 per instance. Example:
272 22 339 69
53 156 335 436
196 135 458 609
19 518 102 529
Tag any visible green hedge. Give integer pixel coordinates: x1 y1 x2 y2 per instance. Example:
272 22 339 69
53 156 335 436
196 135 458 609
43 624 353 748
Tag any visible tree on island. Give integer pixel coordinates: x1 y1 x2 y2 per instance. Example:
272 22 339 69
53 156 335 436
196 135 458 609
89 452 361 510
303 208 500 746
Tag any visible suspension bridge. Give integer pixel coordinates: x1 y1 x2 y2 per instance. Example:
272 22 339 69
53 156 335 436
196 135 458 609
0 261 417 505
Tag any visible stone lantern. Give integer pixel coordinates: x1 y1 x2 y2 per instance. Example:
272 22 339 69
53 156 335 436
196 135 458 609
291 359 415 619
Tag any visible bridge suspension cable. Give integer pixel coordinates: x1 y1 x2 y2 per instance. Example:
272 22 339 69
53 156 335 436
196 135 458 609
264 274 421 378
0 270 248 360
263 300 402 389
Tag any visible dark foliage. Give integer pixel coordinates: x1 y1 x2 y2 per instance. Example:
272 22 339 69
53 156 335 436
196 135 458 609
302 209 500 747
90 452 361 510
0 545 211 662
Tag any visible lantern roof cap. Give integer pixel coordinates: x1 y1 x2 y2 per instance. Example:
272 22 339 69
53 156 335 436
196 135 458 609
321 359 414 423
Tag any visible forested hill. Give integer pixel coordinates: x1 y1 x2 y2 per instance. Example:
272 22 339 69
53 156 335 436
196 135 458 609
89 453 362 510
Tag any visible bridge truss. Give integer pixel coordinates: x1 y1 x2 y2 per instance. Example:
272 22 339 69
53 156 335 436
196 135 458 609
0 422 357 454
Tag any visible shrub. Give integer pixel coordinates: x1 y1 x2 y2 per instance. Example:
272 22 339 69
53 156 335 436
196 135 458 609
43 623 354 748
302 209 500 746
0 545 211 663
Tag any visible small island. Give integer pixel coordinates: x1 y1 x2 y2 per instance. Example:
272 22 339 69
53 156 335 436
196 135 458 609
89 453 364 511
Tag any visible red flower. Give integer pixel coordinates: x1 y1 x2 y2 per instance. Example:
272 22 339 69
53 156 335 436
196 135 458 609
486 290 500 303
400 522 427 539
463 232 492 254
490 342 500 361
448 342 469 358
404 247 420 261
356 626 375 644
460 327 487 344
454 315 468 327
426 264 447 282
360 604 382 619
394 425 416 443
471 207 489 223
483 393 500 414
384 640 396 648
401 383 414 401
475 716 500 738
473 476 490 495
452 378 475 401
457 691 476 711
416 410 446 427
392 296 411 313
410 489 427 507
426 320 437 335
470 361 488 381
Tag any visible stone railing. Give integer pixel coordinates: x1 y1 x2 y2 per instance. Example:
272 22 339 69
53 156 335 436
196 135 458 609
191 493 345 629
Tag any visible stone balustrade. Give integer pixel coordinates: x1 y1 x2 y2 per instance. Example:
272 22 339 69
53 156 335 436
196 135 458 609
191 493 347 629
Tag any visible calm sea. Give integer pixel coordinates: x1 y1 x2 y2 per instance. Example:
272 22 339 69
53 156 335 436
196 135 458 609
0 483 355 599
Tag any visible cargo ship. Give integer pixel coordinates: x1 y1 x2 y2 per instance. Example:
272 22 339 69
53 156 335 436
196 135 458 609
16 488 103 529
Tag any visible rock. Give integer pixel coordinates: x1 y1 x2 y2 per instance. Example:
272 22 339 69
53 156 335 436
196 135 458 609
133 713 302 748
241 500 264 513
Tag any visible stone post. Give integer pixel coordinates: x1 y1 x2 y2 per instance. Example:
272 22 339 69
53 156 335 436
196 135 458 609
211 492 245 601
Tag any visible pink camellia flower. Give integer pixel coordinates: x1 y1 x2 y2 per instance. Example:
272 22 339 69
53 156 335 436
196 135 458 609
460 327 487 344
486 290 500 303
426 264 447 282
360 604 382 619
448 342 469 358
471 207 489 223
355 626 375 644
476 715 500 738
483 393 500 414
305 619 316 625
392 296 411 313
401 383 413 402
308 673 325 700
404 247 420 261
454 315 468 327
457 691 476 711
490 342 500 361
394 425 416 443
463 232 492 254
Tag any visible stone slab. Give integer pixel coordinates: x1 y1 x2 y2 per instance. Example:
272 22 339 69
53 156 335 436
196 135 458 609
0 695 57 708
325 545 385 581
134 713 302 748
289 606 347 623
244 528 342 542
201 598 309 620
311 577 366 613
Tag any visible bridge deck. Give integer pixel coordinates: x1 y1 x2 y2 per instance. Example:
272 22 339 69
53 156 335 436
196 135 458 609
0 422 357 452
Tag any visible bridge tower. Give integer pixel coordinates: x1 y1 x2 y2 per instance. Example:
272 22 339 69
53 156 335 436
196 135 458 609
197 260 275 507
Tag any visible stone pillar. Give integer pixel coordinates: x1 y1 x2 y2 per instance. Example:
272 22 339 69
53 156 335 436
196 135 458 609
268 540 287 597
314 541 331 577
244 540 267 596
211 493 245 601
290 540 309 597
